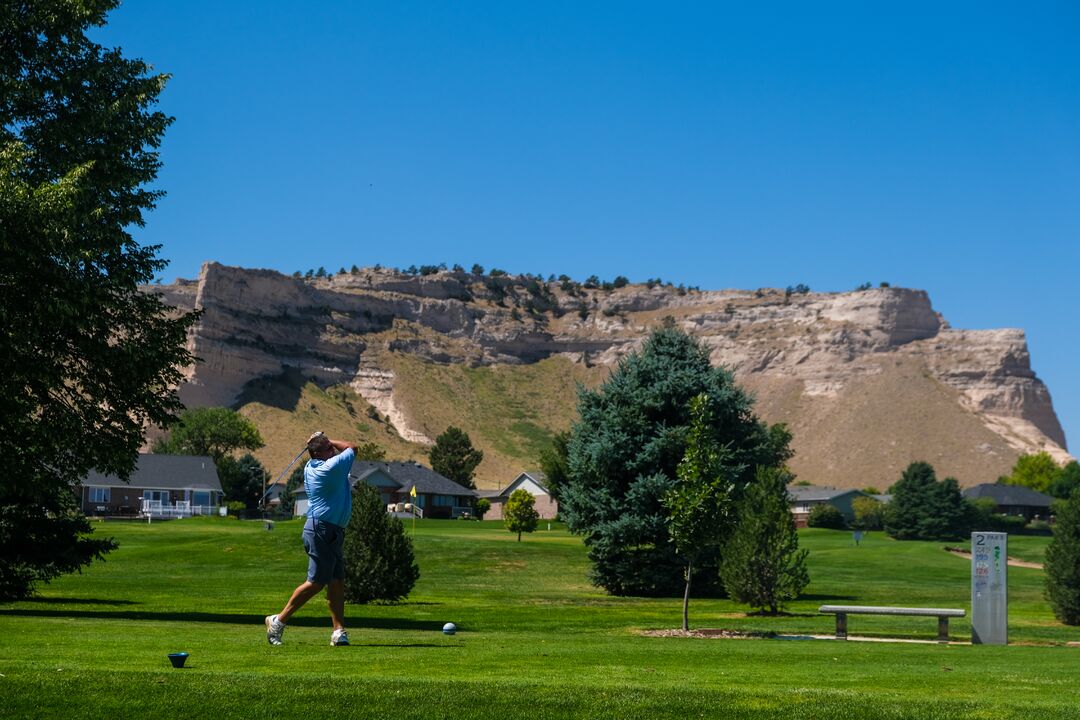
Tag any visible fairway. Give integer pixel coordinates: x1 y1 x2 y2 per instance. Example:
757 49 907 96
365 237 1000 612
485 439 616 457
1 519 1077 719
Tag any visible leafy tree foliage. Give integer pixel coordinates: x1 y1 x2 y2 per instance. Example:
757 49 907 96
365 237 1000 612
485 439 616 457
278 465 305 515
720 467 809 615
474 498 491 520
1044 489 1080 624
217 453 269 509
1003 452 1062 494
429 426 483 490
561 328 787 597
807 504 846 529
343 483 419 603
504 489 539 541
0 2 196 599
538 431 570 502
153 407 263 463
664 394 737 629
885 462 971 541
1049 462 1080 500
851 496 885 530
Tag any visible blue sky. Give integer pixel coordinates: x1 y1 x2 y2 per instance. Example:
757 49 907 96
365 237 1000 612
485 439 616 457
94 2 1079 452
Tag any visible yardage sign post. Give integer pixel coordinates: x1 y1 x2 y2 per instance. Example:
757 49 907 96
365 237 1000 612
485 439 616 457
971 532 1007 645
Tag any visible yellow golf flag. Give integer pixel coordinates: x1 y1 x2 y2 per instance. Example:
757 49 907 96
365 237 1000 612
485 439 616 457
410 485 417 498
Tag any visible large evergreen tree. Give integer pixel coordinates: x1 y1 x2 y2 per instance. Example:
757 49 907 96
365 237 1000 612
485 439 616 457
0 2 195 599
561 327 786 597
1045 489 1080 625
885 462 971 541
342 483 420 603
720 467 809 615
428 426 483 490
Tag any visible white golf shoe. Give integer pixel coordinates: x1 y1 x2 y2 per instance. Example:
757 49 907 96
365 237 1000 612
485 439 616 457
330 628 349 646
265 615 285 646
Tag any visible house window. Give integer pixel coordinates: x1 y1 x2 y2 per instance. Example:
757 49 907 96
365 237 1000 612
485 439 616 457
434 495 455 507
192 491 211 506
89 487 110 503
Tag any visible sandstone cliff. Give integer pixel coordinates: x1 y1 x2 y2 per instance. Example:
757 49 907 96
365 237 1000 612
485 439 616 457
163 263 1070 488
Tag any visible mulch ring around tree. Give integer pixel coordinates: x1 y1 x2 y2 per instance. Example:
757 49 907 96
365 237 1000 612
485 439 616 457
639 628 776 639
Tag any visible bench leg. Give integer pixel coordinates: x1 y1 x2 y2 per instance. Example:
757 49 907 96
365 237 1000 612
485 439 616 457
937 617 949 643
836 613 847 640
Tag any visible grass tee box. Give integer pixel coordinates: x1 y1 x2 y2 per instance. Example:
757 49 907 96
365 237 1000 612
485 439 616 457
819 604 965 642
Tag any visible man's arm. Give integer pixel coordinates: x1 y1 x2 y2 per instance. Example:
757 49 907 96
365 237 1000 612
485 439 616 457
328 438 357 454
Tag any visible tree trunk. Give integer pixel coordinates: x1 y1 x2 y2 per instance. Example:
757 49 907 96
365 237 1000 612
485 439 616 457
517 530 521 542
682 560 693 632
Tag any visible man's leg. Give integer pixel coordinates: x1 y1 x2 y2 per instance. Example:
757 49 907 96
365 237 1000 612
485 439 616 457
326 579 345 631
278 580 325 623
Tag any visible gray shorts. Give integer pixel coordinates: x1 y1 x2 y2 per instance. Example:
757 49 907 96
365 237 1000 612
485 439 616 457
302 518 345 585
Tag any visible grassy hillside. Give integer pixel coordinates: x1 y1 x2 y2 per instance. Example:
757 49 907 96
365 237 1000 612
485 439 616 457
0 521 1076 719
233 356 607 488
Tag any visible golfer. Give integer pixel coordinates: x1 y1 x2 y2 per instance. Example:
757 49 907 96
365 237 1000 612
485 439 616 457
266 431 357 646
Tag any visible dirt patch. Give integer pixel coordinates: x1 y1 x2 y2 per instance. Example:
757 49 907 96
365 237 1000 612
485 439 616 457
944 547 1043 569
639 628 772 639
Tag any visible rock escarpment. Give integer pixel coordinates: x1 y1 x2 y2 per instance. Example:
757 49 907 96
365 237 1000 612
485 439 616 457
164 263 1070 486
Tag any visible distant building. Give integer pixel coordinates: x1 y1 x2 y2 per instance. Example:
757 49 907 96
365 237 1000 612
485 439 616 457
962 483 1055 522
293 460 477 519
479 471 558 520
82 454 223 518
786 485 871 527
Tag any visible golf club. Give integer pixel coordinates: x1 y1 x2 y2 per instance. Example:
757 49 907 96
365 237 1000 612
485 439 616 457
260 444 310 508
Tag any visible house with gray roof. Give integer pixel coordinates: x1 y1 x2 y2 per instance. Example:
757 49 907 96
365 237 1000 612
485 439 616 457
479 471 558 520
82 454 223 518
786 485 871 527
963 483 1054 521
293 460 477 519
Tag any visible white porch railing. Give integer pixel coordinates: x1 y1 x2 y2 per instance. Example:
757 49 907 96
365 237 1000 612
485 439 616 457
140 500 219 519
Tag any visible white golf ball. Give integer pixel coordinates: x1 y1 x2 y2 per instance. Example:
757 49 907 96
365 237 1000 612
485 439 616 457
442 622 457 635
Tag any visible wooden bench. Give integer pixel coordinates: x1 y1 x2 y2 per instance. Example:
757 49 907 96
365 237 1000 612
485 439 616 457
818 605 965 643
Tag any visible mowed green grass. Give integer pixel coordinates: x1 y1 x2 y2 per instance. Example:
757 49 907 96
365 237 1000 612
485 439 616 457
0 520 1077 719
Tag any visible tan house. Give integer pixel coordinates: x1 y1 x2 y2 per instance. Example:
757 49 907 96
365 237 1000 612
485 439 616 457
480 471 558 520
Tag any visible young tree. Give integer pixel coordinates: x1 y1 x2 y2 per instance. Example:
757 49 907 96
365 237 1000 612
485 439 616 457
504 489 539 541
851 496 885 531
720 467 809 615
664 394 737 630
153 407 263 462
561 328 787 597
342 483 420 603
885 462 971 541
1045 489 1080 625
429 426 483 490
0 2 197 599
217 453 269 509
474 498 491 520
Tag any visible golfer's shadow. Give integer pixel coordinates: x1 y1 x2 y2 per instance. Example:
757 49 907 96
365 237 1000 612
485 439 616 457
0 607 440 632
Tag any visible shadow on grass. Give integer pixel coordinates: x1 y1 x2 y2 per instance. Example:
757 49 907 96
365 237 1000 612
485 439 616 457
0 608 439 631
21 597 140 606
797 594 860 602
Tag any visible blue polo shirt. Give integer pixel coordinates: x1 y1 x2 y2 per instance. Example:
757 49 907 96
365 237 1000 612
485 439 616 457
303 447 355 527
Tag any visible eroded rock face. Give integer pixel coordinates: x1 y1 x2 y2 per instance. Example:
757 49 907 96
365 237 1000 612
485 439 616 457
168 263 1070 473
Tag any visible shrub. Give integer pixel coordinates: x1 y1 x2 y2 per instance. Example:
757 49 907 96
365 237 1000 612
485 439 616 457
343 483 419 603
720 468 809 614
474 498 491 520
226 501 246 518
1045 490 1080 624
884 461 971 541
807 504 846 529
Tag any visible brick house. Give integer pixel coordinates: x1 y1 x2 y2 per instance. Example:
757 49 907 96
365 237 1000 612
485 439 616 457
786 485 871 527
479 471 558 521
